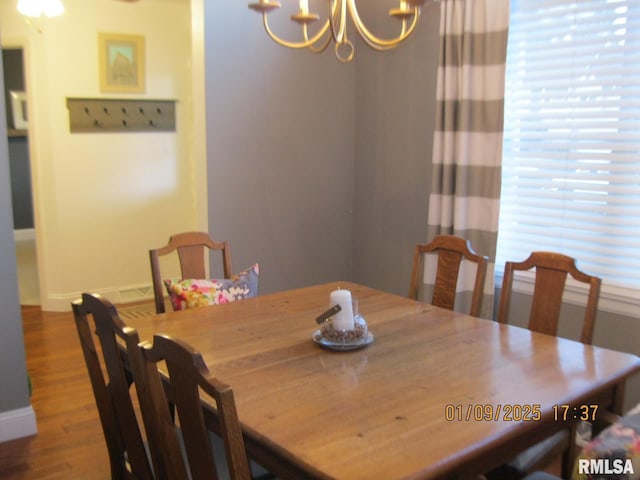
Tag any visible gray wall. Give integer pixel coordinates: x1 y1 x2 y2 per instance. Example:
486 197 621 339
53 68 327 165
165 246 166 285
205 2 355 294
0 41 30 414
204 2 440 296
352 3 440 295
595 309 640 410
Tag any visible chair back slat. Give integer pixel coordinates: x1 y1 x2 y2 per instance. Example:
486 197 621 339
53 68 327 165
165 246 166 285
529 267 568 336
409 235 488 317
432 249 464 310
177 244 208 279
72 293 153 480
127 333 252 480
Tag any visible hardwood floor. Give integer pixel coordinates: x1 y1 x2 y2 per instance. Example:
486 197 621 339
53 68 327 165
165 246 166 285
0 306 111 479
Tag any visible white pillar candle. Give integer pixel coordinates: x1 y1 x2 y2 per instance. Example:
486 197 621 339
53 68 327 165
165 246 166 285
299 0 309 14
330 289 354 331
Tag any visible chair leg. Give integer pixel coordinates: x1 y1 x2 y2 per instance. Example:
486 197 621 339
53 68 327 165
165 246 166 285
561 422 578 478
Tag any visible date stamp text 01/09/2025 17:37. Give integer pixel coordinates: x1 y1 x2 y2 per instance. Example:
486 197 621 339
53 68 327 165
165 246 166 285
444 404 599 422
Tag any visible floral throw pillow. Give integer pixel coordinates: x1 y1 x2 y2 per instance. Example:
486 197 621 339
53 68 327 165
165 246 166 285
572 403 640 480
164 263 259 311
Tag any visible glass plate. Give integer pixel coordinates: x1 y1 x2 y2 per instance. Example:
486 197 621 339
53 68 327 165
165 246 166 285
312 330 374 351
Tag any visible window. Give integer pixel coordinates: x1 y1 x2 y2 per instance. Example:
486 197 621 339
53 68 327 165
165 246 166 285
497 0 640 312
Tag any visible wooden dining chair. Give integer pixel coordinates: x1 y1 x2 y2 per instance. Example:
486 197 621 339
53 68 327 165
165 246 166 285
497 251 601 344
125 332 258 480
408 235 488 317
494 251 602 479
150 231 232 314
72 293 153 480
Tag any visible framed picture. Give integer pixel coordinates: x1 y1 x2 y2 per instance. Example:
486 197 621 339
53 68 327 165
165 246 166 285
98 32 145 93
10 90 28 130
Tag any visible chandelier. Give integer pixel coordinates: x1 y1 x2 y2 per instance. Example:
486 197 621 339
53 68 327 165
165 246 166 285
16 0 64 17
249 0 431 63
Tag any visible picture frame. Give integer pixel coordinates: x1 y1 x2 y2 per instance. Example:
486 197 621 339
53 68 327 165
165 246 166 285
98 32 145 93
10 90 28 130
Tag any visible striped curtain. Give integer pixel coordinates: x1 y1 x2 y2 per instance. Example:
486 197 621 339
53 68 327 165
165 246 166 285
424 0 509 319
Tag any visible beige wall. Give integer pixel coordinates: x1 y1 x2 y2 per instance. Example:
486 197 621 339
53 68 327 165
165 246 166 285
0 0 202 310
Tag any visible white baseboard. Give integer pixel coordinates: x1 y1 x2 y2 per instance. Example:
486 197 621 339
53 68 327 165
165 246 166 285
0 406 37 442
42 284 155 312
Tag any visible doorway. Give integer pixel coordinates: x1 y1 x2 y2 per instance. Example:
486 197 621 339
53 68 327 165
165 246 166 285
3 47 39 305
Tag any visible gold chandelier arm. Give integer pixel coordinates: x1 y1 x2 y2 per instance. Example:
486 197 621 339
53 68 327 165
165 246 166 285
328 0 346 45
347 0 420 51
305 23 333 54
327 0 354 62
262 13 331 50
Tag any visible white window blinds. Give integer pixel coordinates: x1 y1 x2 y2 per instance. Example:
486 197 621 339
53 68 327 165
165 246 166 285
497 0 640 293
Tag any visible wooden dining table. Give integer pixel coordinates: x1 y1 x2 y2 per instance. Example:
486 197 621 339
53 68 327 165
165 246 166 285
126 281 640 480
